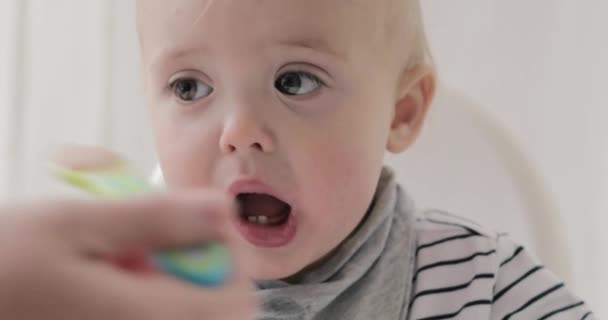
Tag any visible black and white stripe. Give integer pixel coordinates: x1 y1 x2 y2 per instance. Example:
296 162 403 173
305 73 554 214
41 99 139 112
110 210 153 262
407 211 595 320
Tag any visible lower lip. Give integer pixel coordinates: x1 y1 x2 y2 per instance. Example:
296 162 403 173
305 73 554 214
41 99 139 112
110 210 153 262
234 212 297 248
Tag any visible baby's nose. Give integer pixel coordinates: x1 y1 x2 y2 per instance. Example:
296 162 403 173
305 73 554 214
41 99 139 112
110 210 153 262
219 112 275 154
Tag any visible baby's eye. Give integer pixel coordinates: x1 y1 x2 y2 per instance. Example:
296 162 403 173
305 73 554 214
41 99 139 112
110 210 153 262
171 78 213 102
274 71 322 96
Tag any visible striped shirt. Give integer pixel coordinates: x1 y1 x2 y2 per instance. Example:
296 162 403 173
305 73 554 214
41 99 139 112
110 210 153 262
408 210 595 320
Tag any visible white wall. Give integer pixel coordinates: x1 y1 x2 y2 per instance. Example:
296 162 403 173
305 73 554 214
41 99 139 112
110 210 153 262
0 0 605 316
0 0 154 200
0 0 21 200
421 0 608 313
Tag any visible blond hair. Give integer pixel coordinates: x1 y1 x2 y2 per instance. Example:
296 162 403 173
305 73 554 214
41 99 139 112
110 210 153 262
387 0 433 69
136 0 433 69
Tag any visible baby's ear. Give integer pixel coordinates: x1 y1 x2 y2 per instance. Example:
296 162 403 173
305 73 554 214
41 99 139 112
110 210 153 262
386 65 436 153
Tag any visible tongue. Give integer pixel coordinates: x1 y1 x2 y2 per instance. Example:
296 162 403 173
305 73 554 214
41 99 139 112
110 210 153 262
238 194 289 218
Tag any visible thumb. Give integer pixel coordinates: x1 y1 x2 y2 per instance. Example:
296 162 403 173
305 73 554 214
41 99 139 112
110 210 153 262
49 190 238 257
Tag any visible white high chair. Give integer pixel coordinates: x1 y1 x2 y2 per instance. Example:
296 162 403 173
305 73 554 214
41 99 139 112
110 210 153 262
384 84 572 283
151 84 572 283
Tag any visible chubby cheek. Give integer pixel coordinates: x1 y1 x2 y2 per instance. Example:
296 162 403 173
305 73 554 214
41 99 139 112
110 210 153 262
294 132 385 252
287 99 391 256
152 114 218 189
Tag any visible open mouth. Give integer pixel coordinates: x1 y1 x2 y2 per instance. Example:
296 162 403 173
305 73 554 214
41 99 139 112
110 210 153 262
234 192 297 247
236 193 291 226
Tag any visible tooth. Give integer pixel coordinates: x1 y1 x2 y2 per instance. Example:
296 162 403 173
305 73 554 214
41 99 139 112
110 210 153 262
257 216 269 224
248 216 258 223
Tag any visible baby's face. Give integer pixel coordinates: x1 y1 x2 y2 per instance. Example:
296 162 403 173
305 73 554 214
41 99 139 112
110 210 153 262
139 0 431 280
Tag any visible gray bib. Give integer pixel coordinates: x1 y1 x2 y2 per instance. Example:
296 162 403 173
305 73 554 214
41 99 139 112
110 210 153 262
255 167 416 320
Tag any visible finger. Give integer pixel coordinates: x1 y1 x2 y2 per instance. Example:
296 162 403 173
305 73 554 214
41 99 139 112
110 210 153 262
44 191 237 256
70 261 256 320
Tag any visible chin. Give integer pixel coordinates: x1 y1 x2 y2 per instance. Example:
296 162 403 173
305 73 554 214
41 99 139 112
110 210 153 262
249 262 302 281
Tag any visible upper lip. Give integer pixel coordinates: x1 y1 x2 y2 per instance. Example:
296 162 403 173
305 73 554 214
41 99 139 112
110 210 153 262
227 177 287 202
227 177 296 218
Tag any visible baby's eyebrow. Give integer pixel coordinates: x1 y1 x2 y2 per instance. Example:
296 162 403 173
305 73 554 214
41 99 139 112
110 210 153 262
148 45 208 71
146 34 344 73
276 37 344 59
